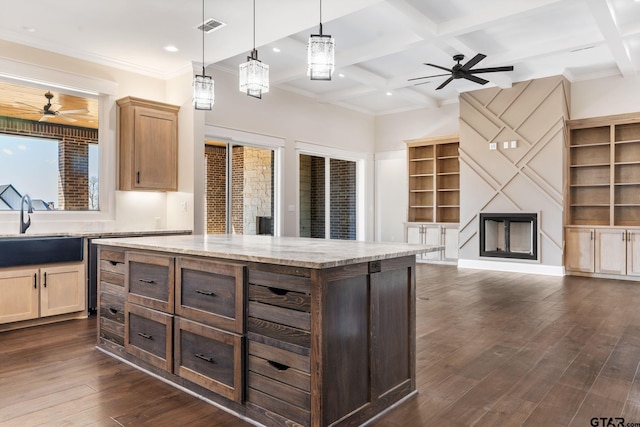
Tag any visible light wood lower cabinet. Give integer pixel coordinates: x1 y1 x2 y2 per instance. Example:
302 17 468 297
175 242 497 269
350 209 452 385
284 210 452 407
405 222 458 263
0 263 85 324
565 227 640 278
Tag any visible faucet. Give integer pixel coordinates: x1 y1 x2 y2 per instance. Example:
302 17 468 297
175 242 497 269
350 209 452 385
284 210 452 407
20 194 33 234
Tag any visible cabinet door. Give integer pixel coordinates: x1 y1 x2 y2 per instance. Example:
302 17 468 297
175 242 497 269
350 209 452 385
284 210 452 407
40 263 86 317
0 268 39 324
406 224 425 260
442 226 459 262
423 225 441 261
565 228 594 272
626 230 640 277
134 107 178 191
595 229 626 275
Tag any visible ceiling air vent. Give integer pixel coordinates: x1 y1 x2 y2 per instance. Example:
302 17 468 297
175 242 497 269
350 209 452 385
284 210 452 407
198 18 226 34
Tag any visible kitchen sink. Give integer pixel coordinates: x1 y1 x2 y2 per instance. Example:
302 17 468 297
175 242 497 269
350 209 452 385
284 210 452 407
0 235 84 267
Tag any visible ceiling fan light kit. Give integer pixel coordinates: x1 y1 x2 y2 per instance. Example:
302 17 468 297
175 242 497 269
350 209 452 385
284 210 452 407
409 53 514 90
307 0 335 80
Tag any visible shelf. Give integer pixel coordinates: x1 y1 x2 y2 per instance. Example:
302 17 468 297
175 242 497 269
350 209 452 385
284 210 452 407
410 205 433 209
410 158 434 162
439 205 460 208
615 161 640 166
615 182 640 186
409 173 434 177
570 163 610 168
570 183 610 187
437 172 460 176
570 204 610 207
410 189 433 193
570 142 610 148
615 204 640 207
437 189 459 192
436 155 458 160
614 139 640 145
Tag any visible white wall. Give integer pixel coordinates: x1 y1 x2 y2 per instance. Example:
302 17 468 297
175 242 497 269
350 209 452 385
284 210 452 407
571 75 640 119
201 67 376 239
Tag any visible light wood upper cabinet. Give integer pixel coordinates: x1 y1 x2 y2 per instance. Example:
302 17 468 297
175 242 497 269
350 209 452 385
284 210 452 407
117 97 179 191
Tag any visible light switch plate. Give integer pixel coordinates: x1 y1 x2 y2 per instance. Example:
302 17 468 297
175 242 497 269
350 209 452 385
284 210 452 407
511 140 517 148
489 142 497 150
503 141 509 149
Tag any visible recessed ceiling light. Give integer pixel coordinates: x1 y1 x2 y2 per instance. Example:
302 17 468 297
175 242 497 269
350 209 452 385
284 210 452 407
338 73 345 78
386 91 392 96
22 26 36 33
164 45 179 53
272 47 281 53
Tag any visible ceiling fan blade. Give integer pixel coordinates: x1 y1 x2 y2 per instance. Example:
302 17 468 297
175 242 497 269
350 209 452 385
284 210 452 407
425 63 452 73
38 115 51 122
436 77 454 90
408 73 450 82
13 101 42 112
468 66 514 74
57 115 77 122
58 108 90 114
49 103 62 112
462 74 490 85
460 53 486 71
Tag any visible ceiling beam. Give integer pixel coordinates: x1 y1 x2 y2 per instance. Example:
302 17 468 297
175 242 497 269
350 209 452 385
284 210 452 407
585 0 635 78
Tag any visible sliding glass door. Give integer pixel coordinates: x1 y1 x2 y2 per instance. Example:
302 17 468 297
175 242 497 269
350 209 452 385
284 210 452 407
205 142 274 235
299 154 357 240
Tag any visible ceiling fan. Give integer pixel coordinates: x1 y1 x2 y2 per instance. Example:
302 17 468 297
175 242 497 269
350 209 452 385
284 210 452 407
15 91 90 122
409 53 514 90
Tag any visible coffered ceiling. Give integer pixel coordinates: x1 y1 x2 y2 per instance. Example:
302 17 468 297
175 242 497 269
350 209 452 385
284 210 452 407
0 0 638 115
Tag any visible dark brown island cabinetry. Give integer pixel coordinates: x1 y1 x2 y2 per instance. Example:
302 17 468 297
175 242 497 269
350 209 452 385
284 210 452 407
95 235 435 427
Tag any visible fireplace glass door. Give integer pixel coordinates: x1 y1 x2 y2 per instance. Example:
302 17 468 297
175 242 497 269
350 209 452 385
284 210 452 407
479 213 537 260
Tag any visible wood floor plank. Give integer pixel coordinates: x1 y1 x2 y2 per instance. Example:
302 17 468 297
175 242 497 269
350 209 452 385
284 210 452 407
3 265 640 426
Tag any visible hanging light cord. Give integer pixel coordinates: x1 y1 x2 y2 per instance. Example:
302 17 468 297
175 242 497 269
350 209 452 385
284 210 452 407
201 0 206 75
253 0 256 52
319 0 323 35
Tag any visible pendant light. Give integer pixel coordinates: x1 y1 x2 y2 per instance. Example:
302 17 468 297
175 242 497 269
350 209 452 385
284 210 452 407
193 0 214 110
307 0 335 80
239 0 269 98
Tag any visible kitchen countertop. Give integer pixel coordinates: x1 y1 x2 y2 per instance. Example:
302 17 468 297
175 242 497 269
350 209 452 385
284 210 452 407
0 229 192 239
93 234 441 269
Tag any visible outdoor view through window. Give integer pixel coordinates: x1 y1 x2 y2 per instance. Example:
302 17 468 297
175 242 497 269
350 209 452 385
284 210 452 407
0 81 99 211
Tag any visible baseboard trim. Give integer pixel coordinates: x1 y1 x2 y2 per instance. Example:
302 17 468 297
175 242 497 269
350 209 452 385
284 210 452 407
458 259 564 276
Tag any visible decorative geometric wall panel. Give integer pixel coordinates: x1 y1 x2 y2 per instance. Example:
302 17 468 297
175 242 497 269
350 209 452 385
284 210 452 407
458 76 569 267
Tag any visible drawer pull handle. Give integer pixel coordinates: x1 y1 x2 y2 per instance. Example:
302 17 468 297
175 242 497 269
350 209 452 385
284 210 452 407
108 307 118 315
137 332 152 340
138 279 156 284
195 353 215 363
109 261 121 266
196 290 216 297
267 360 290 371
267 287 288 296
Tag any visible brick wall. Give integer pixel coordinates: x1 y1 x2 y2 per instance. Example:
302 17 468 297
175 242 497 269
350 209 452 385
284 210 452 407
0 117 97 210
204 145 226 233
330 159 356 240
310 156 326 238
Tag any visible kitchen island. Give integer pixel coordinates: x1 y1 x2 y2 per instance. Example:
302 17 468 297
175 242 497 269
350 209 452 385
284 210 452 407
94 234 439 427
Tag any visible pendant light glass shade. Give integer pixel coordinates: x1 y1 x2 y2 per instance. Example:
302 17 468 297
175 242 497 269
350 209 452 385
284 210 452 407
307 0 334 80
193 72 214 109
193 0 214 110
307 30 335 80
239 0 268 99
239 49 269 98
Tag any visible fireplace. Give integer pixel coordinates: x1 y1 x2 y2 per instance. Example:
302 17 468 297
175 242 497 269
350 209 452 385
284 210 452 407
479 213 538 260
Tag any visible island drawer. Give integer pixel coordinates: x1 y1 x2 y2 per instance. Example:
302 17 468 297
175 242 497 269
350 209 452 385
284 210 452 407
126 251 175 313
99 247 125 288
125 302 173 372
247 340 311 426
247 269 311 312
174 317 243 403
175 257 244 333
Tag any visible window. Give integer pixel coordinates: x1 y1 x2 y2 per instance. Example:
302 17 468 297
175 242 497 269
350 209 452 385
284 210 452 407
0 80 99 211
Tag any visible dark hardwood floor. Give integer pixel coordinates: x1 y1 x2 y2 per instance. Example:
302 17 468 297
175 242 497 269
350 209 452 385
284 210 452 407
2 265 640 426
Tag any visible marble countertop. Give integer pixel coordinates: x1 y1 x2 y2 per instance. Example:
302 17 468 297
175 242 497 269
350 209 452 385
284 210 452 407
0 229 191 239
93 234 442 269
